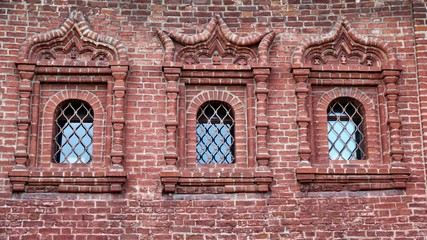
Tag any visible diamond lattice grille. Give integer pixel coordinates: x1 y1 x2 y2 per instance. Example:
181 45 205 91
196 101 235 164
327 98 365 160
53 101 94 163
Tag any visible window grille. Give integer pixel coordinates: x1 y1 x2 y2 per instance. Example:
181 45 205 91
196 101 235 164
327 97 365 160
53 100 94 163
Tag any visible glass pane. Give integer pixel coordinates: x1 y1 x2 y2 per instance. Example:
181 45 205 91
327 98 364 160
328 120 357 160
196 101 235 164
53 101 94 163
197 123 234 164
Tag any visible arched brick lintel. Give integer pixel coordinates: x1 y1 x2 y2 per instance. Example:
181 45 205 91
43 90 105 121
316 87 375 113
18 10 128 63
291 17 398 67
187 90 246 120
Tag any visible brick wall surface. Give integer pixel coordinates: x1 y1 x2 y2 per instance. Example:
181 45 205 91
0 0 427 239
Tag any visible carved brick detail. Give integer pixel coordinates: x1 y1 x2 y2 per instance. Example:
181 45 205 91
158 15 274 66
10 11 129 193
158 15 275 193
19 11 127 64
293 17 398 68
291 17 408 191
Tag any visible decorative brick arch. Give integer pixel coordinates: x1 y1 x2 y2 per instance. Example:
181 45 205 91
187 91 245 116
43 90 105 121
39 90 106 168
314 88 380 164
158 15 274 193
185 91 247 167
316 88 374 111
291 18 408 191
10 11 129 193
158 15 275 65
19 11 127 64
292 17 397 67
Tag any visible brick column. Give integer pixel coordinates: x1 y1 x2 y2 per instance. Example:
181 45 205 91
254 68 270 171
14 64 36 170
383 70 404 168
163 67 181 170
161 67 181 192
292 67 311 167
9 64 35 191
111 65 128 170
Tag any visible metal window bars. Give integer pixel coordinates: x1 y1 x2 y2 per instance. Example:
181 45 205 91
196 101 235 164
327 98 365 160
53 101 94 163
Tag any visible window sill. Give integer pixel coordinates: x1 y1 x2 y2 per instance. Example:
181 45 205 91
296 167 409 192
160 168 273 194
9 168 127 193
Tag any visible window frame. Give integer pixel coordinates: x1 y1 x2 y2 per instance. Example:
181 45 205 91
160 68 273 194
38 91 107 169
291 18 409 191
158 15 275 193
183 89 250 170
9 11 129 193
311 87 382 166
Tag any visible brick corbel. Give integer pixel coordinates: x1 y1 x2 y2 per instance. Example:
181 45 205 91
161 169 273 194
296 167 409 191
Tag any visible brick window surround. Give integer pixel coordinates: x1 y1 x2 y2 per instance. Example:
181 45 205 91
9 11 129 193
158 15 275 193
291 17 409 192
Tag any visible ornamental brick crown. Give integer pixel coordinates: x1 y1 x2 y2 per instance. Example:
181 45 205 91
157 15 275 66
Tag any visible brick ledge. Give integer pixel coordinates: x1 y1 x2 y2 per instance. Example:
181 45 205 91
161 168 273 194
9 170 127 193
296 167 409 191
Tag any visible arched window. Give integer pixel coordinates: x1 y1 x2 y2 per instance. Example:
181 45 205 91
196 101 235 164
53 100 94 163
327 97 365 160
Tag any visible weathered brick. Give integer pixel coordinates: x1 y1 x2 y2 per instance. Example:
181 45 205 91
0 0 427 239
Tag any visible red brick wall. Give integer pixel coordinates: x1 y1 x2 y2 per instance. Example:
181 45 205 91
1 0 427 239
